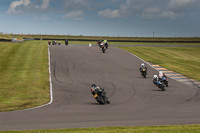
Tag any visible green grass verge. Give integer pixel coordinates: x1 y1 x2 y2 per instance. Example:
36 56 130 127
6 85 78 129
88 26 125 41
119 46 200 81
0 41 49 111
1 125 200 133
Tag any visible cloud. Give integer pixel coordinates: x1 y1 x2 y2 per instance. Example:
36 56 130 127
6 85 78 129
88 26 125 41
41 0 51 11
142 8 179 20
64 0 90 10
98 9 121 18
169 0 197 12
62 10 83 20
119 0 150 16
97 0 198 19
7 0 200 20
97 0 153 19
7 0 51 14
7 0 31 14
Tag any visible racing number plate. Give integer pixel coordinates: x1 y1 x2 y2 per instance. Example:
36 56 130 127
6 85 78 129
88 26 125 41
94 94 98 98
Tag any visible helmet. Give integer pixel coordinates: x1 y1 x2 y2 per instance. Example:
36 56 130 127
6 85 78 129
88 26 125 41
141 63 145 67
153 75 158 79
159 71 163 78
91 84 96 87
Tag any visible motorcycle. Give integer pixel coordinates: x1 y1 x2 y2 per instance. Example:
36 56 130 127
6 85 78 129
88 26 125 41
140 68 147 78
153 79 165 91
100 42 106 53
157 80 165 91
91 85 110 104
162 76 168 87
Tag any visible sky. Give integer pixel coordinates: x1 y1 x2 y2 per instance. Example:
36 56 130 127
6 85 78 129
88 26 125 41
0 0 200 37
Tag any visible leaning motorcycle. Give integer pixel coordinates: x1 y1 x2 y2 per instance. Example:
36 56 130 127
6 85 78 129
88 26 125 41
91 86 110 104
157 80 165 91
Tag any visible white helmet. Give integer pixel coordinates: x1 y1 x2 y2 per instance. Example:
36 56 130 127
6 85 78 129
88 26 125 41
141 63 144 67
153 75 158 79
159 71 163 78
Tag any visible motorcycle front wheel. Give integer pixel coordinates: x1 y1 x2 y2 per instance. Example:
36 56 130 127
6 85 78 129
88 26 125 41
102 48 105 53
160 85 165 91
96 96 104 104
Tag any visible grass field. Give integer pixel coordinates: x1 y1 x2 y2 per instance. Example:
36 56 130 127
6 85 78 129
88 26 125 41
0 41 49 111
1 124 200 133
119 46 200 81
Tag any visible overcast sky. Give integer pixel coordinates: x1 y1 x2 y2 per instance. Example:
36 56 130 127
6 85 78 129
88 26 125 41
0 0 200 37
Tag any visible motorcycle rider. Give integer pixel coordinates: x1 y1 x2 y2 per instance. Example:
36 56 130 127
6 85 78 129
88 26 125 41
91 84 107 101
139 63 147 74
153 74 165 85
65 39 68 45
159 71 167 79
103 40 108 48
97 39 102 46
48 40 51 45
153 75 158 84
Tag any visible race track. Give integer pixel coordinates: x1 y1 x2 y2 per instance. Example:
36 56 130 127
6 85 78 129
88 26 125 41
0 45 200 130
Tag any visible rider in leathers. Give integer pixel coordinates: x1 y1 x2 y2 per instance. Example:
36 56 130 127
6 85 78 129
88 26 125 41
91 84 107 100
139 63 147 74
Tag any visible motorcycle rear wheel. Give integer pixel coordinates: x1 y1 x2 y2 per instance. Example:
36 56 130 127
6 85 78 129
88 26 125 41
165 82 168 87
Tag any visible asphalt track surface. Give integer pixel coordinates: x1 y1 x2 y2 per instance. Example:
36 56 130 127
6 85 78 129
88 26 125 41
1 45 200 131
